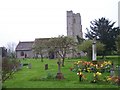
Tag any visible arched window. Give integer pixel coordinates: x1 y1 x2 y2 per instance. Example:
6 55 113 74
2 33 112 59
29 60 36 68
21 51 24 56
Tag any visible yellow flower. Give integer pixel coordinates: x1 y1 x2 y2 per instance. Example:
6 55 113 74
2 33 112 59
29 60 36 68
78 61 80 63
93 73 96 77
90 63 94 66
96 72 102 76
100 64 103 67
87 68 91 73
107 77 112 81
77 72 82 76
78 69 82 72
98 72 102 76
107 61 111 65
80 72 82 75
103 61 107 65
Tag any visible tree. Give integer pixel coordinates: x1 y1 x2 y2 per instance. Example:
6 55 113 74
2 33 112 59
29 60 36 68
48 35 75 66
78 40 105 59
33 39 48 62
85 17 120 57
6 42 16 58
116 35 120 54
76 35 85 44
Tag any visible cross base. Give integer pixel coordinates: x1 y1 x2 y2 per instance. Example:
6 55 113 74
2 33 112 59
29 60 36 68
56 73 64 80
92 60 97 64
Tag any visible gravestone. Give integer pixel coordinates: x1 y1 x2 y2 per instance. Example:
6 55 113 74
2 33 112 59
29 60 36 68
45 64 48 70
28 63 32 69
19 63 23 69
110 68 115 77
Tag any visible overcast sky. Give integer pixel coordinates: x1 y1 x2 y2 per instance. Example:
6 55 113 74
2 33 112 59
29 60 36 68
0 0 119 47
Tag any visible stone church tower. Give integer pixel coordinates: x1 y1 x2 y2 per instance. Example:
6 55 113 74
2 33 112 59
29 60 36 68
67 10 83 42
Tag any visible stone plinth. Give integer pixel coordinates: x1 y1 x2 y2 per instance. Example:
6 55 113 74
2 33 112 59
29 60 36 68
56 73 64 80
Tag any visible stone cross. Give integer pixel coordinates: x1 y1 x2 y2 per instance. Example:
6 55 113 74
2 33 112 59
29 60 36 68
57 58 61 73
92 37 97 61
56 58 64 79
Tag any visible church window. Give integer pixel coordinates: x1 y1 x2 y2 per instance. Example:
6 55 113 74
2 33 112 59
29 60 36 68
21 51 24 56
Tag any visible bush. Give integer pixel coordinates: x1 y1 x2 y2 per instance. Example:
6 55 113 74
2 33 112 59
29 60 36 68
2 57 20 82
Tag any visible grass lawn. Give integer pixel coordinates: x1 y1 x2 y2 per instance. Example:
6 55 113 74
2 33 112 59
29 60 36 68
2 56 120 88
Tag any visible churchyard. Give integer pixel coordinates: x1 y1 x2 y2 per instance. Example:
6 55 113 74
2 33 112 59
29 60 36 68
2 56 120 88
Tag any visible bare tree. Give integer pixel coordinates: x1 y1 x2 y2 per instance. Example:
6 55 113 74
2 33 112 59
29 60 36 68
48 35 75 66
6 42 16 58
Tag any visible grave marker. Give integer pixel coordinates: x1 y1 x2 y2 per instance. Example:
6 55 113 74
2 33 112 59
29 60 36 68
56 58 64 79
110 68 115 77
45 64 48 70
28 63 32 69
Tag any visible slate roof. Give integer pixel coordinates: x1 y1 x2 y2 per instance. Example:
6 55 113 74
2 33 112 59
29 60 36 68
16 41 34 51
33 38 50 45
34 38 50 44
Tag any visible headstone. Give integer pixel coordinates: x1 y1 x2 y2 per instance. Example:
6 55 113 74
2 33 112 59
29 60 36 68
110 68 115 77
28 63 32 69
45 64 48 70
19 63 23 69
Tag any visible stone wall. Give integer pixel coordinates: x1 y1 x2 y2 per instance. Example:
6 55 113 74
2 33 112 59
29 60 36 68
16 50 34 58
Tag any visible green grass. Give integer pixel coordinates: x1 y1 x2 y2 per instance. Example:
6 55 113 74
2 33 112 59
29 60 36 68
2 56 120 88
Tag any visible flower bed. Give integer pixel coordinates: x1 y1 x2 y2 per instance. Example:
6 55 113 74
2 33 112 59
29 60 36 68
70 60 120 85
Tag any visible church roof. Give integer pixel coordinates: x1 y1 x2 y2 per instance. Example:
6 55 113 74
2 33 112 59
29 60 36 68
16 41 34 51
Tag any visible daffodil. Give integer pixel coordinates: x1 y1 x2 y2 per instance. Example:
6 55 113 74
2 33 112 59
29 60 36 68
96 72 102 76
100 64 103 67
107 61 111 65
93 73 96 77
87 68 91 73
107 77 112 81
78 68 82 72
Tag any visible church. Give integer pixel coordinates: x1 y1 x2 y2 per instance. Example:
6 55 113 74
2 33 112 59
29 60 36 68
15 10 83 59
